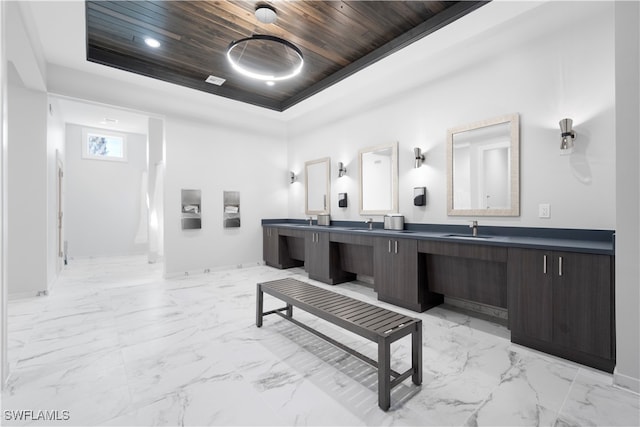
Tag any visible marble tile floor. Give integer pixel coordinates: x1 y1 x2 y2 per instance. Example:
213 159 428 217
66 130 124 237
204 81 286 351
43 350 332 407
2 256 639 426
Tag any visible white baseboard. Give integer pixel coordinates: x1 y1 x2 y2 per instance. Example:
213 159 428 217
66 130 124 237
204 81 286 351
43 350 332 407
8 290 46 301
614 368 640 394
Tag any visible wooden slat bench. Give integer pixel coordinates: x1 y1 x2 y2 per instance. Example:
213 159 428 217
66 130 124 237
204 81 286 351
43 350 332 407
256 278 422 411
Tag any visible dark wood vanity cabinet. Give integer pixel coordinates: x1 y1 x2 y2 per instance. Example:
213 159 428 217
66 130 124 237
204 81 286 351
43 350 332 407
305 231 328 280
305 231 355 284
263 224 616 372
373 237 439 312
262 227 303 269
508 248 615 372
263 227 280 267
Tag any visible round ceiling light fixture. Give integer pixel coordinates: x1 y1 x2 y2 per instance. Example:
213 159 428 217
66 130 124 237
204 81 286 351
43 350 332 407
226 35 303 81
144 37 161 48
255 4 277 24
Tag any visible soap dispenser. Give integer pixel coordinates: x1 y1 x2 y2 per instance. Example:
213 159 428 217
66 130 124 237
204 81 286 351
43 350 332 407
414 187 426 206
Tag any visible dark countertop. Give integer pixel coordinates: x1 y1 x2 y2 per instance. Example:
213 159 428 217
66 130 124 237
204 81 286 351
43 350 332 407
262 219 615 255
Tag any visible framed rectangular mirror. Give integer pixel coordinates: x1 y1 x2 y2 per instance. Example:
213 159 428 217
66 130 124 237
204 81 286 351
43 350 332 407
447 113 520 216
305 157 330 215
359 142 398 215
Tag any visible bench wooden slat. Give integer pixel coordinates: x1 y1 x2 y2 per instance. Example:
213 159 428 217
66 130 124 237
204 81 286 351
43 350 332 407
331 301 374 317
318 299 360 313
301 294 345 307
370 314 411 332
361 311 404 329
352 308 394 325
308 293 350 306
373 317 414 334
342 304 380 319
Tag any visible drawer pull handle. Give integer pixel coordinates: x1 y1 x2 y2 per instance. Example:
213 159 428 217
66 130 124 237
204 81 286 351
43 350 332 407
559 256 563 276
543 255 547 274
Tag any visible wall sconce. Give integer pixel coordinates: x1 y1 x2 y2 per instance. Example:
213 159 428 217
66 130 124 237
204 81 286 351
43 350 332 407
414 147 425 168
338 162 347 177
289 171 297 184
559 118 576 154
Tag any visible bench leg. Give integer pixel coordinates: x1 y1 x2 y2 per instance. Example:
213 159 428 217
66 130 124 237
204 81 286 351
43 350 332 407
412 321 422 385
256 284 264 327
286 303 293 318
378 337 391 411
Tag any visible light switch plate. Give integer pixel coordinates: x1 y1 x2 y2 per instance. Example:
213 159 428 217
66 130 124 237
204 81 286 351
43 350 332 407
539 203 550 218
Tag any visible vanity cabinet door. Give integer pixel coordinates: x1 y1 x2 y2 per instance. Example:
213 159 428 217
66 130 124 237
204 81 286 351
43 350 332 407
508 248 614 371
552 251 612 359
305 231 330 281
263 227 280 267
373 237 423 311
507 248 554 342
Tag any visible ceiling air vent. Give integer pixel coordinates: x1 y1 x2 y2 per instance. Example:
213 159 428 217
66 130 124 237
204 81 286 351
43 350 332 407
205 75 226 86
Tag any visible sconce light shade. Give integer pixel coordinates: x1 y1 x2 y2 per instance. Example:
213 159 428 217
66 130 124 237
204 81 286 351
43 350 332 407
289 171 296 184
559 118 576 154
414 147 425 168
338 162 347 177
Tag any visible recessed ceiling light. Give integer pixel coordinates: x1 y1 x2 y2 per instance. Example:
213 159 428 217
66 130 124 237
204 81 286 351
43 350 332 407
266 81 275 86
144 37 161 48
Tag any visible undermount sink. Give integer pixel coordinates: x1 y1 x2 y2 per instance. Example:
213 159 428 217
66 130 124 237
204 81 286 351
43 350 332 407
443 234 492 240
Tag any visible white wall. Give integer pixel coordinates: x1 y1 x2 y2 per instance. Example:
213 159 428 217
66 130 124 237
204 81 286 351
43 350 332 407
7 66 48 296
287 2 615 231
163 116 287 276
64 124 147 258
614 1 640 394
147 117 164 263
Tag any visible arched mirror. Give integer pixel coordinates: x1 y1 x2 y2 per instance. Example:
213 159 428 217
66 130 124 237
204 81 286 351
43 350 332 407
447 113 520 216
359 142 398 215
305 157 330 215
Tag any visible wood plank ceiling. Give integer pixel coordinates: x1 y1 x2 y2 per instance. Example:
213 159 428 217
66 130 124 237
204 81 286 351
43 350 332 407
86 1 487 111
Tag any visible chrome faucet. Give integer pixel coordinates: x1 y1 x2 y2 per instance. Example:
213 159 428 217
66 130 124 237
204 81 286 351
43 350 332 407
470 220 478 237
365 218 374 230
308 217 314 226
